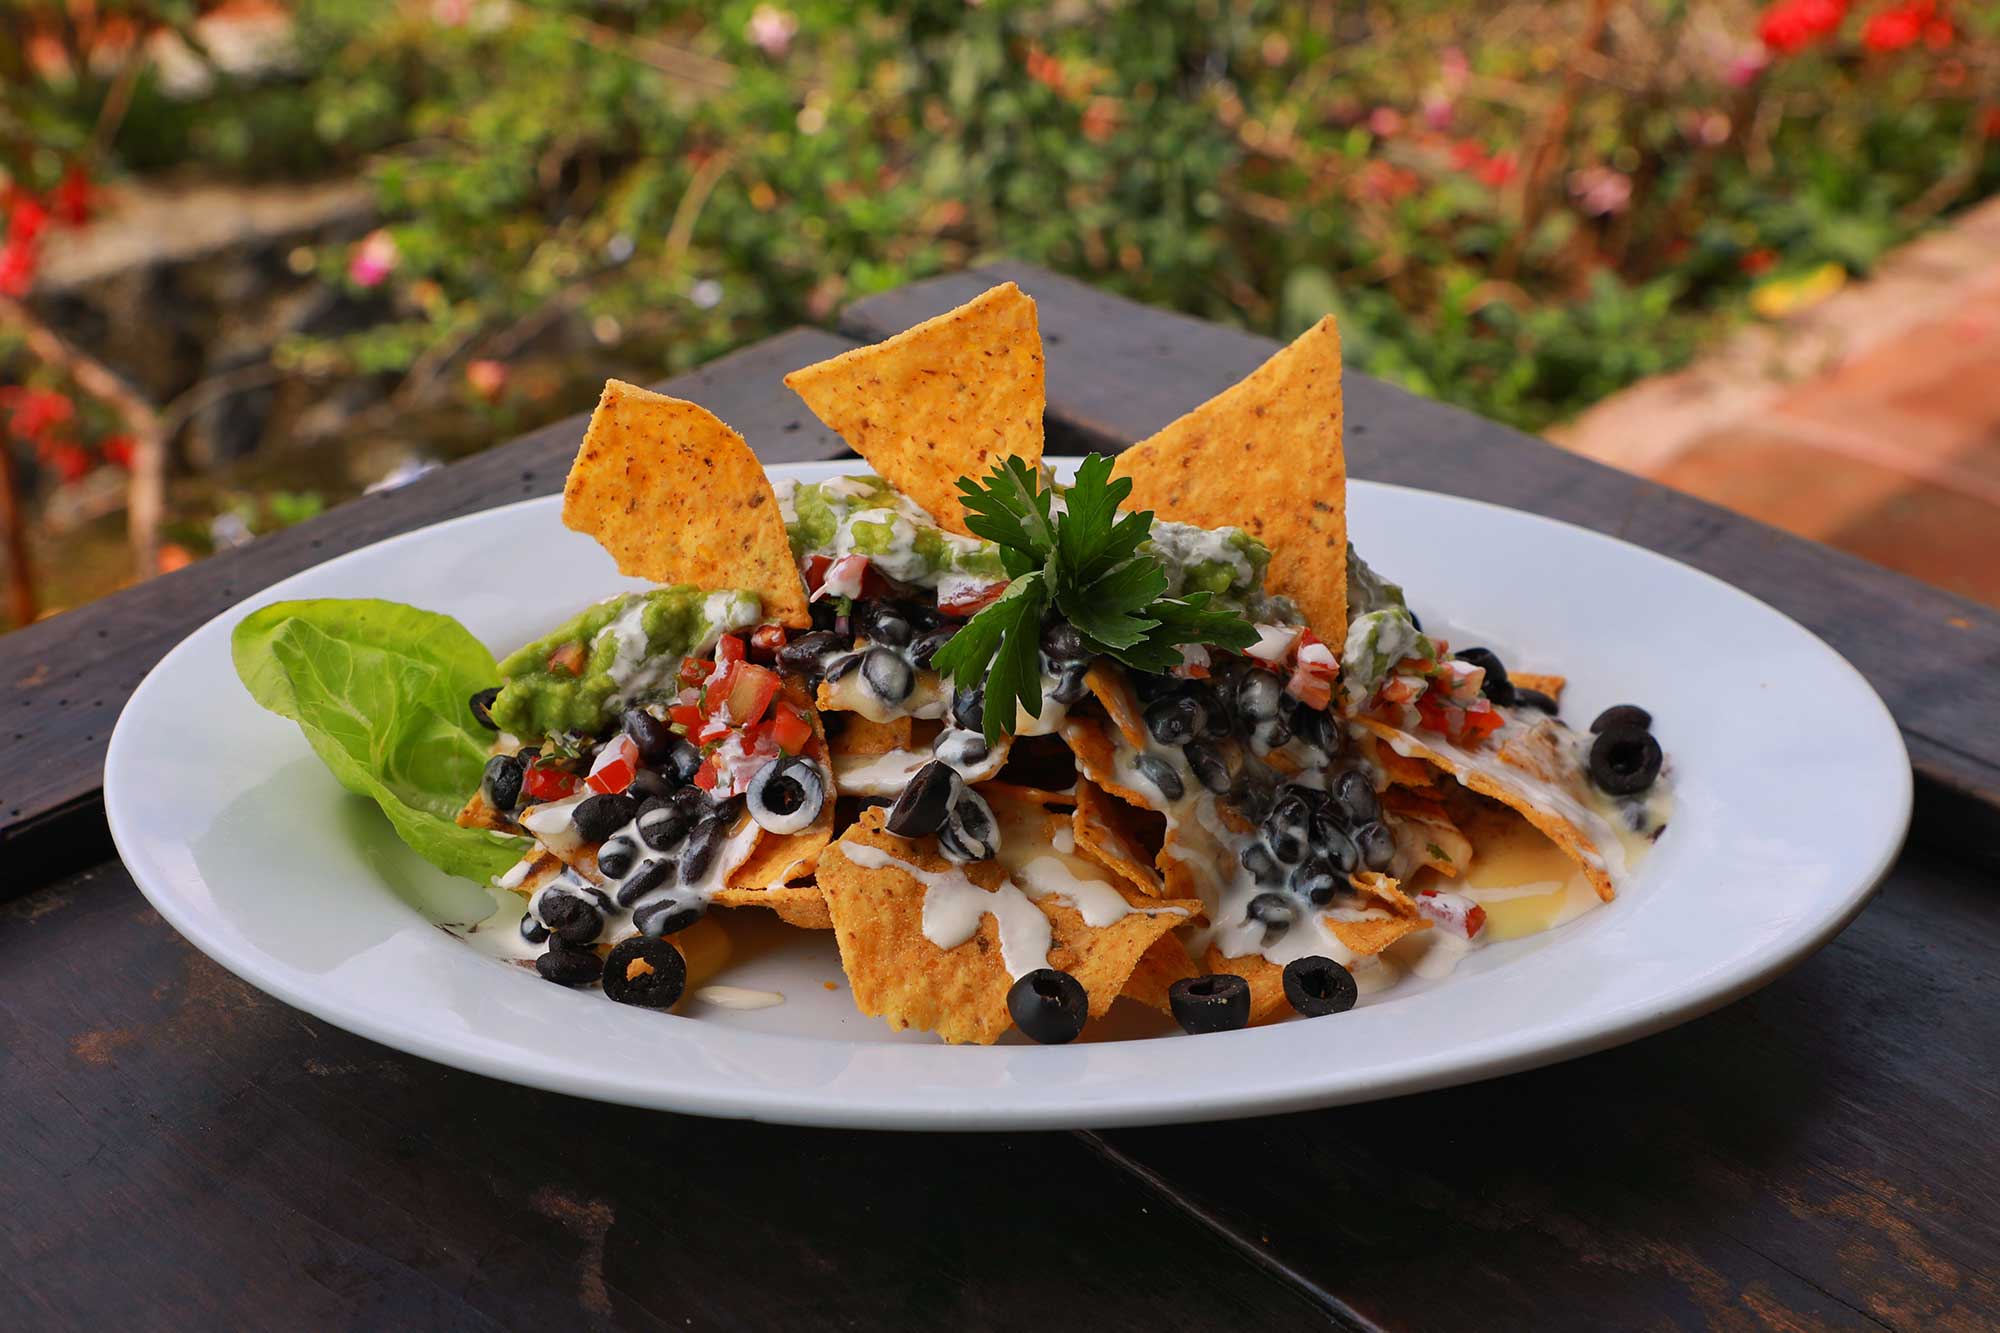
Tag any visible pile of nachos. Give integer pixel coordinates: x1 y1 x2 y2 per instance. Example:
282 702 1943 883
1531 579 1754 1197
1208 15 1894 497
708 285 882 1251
253 282 1673 1044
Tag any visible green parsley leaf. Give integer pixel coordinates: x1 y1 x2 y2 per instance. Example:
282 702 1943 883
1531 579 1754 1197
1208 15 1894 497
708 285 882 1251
957 457 1056 559
1117 593 1261 673
1056 556 1165 651
1054 455 1151 585
929 572 1049 744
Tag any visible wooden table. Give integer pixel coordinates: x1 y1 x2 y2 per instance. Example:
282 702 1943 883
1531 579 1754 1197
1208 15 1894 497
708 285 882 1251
5 263 1996 1330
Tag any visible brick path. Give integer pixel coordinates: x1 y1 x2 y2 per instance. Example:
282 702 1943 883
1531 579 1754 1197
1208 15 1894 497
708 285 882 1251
1552 197 2000 608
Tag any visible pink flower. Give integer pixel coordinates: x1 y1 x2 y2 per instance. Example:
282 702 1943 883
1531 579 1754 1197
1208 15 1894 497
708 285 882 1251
348 229 397 288
1569 166 1632 216
1420 91 1454 132
432 0 471 26
1367 107 1405 138
1724 46 1770 86
746 5 797 59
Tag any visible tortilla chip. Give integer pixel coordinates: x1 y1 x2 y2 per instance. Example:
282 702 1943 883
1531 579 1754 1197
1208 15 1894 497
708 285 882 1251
1511 671 1566 703
1121 934 1198 1014
816 809 1196 1045
1072 780 1165 897
1329 870 1429 954
1381 788 1471 878
710 884 832 930
562 380 809 627
1200 950 1295 1027
1060 715 1159 812
1110 316 1347 635
829 713 915 756
499 850 567 900
783 283 1044 537
455 787 512 833
1083 662 1149 750
1353 716 1616 902
974 780 1076 810
726 674 835 893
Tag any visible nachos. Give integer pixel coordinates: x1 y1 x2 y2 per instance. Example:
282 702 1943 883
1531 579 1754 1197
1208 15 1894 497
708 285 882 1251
240 285 1672 1045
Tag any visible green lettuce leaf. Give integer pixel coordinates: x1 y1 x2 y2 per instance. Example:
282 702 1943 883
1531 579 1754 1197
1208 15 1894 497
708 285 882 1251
232 599 530 883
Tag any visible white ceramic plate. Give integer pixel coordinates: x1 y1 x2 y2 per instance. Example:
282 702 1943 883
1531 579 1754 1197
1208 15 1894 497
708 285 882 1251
105 461 1911 1129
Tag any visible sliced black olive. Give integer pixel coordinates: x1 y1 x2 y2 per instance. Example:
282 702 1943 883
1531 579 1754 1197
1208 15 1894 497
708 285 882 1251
1353 820 1396 872
885 760 960 839
482 754 524 813
777 629 849 672
1183 740 1231 794
1240 841 1283 887
860 648 914 704
911 626 956 668
1290 856 1343 906
937 788 999 863
856 600 913 647
1235 669 1284 722
950 685 985 733
1591 704 1653 734
1589 725 1663 795
1007 969 1088 1044
469 687 501 730
613 856 674 908
1041 621 1089 663
634 894 704 939
746 755 827 835
621 708 672 764
1048 663 1091 706
636 798 693 852
1145 695 1201 746
1331 769 1380 826
518 913 550 946
537 891 603 947
602 936 687 1009
1169 974 1251 1035
1282 956 1357 1016
572 792 638 843
1512 686 1559 714
596 836 639 881
1454 647 1515 706
1131 752 1185 803
535 940 603 987
1312 815 1359 875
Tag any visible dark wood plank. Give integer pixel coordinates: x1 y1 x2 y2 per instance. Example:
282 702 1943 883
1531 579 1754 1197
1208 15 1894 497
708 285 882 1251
1084 842 2000 1331
0 328 859 861
842 264 2000 819
0 868 1332 1331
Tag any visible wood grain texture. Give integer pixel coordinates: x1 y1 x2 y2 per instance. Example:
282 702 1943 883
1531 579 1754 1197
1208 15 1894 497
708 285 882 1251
1085 843 2000 1331
0 867 1328 1332
0 328 859 858
842 264 2000 816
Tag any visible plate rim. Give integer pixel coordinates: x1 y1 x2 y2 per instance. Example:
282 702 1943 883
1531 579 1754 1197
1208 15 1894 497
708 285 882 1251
104 462 1913 1129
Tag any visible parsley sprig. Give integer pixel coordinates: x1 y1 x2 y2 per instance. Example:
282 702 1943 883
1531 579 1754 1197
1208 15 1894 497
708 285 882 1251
931 455 1259 743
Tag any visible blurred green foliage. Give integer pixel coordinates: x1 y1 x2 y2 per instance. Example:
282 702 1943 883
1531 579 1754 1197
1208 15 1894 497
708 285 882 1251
8 0 2000 432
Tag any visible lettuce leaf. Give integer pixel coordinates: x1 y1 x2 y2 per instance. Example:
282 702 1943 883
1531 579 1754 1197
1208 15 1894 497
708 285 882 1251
232 599 530 883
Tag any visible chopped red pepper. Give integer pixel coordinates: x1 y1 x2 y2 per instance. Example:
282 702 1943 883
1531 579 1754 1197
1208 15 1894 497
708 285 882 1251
1460 700 1506 742
523 762 581 802
693 713 734 745
1285 663 1333 710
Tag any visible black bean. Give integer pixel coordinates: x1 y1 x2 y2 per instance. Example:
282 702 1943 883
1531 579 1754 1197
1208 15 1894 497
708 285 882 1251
1512 687 1560 714
1007 969 1088 1044
637 799 693 852
1331 769 1380 826
596 836 639 881
1455 647 1514 706
664 738 706 784
1282 956 1357 1017
1169 974 1251 1035
482 754 524 812
1293 702 1343 757
518 913 550 945
860 648 914 704
1249 713 1293 752
1145 695 1201 746
620 708 671 764
933 728 989 769
1264 789 1313 865
747 755 827 833
1181 681 1229 740
1048 664 1091 706
1588 725 1663 795
856 600 912 647
572 792 637 843
535 941 603 987
1353 820 1395 872
1236 669 1284 722
602 936 687 1008
777 629 849 672
629 767 676 802
1246 891 1296 928
708 793 746 827
1591 704 1653 734
885 760 959 838
678 818 723 884
1183 740 1231 794
1041 621 1089 663
1240 841 1283 886
822 651 866 684
537 891 602 947
937 788 999 863
1313 815 1359 874
1290 856 1343 906
469 687 501 730
634 895 705 938
911 626 956 668
1132 752 1185 803
613 856 675 908
950 685 984 733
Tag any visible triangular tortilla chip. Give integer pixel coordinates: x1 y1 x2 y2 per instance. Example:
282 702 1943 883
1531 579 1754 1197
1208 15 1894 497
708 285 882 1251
724 675 835 912
1121 934 1198 1014
815 808 1197 1045
784 283 1044 536
1072 780 1165 898
1110 316 1347 635
709 884 832 930
562 380 809 627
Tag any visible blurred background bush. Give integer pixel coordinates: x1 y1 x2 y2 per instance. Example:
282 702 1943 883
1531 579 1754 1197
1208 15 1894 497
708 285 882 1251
3 0 1995 629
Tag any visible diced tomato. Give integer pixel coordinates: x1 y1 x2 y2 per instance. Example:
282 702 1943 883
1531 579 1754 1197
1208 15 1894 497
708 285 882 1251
1380 674 1424 704
714 633 746 669
1246 623 1301 663
937 579 1009 617
1461 700 1506 742
669 699 703 730
749 623 788 662
1415 688 1466 738
1294 629 1338 676
691 755 720 791
586 735 639 794
693 713 734 745
1285 663 1333 710
1417 889 1487 940
546 642 587 677
678 656 710 688
768 700 813 755
722 662 781 726
803 554 833 594
813 553 870 601
523 762 581 802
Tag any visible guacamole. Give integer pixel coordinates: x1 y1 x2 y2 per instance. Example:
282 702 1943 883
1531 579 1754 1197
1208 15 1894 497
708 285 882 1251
1340 546 1434 702
489 586 760 738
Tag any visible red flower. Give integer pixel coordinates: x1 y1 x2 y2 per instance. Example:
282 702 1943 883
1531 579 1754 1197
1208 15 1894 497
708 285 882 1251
1759 0 1847 54
1477 151 1519 188
52 168 92 227
1862 5 1924 52
1448 139 1487 171
100 434 136 470
6 389 73 441
0 241 33 297
43 441 91 483
7 196 49 246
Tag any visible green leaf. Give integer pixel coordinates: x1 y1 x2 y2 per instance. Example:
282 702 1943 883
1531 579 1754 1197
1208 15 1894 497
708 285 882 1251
1053 454 1148 584
1112 593 1260 673
957 456 1056 559
980 579 1050 746
233 599 530 883
1058 556 1166 651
